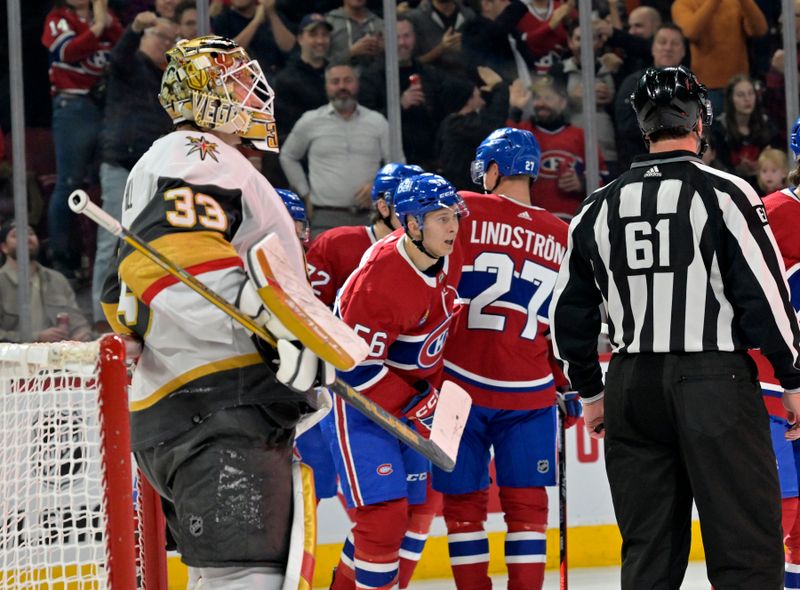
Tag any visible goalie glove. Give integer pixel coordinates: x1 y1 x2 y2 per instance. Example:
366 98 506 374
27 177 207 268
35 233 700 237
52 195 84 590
236 280 334 392
403 380 440 437
556 390 582 429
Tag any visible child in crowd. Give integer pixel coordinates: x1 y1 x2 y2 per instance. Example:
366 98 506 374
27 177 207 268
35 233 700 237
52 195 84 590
757 147 789 196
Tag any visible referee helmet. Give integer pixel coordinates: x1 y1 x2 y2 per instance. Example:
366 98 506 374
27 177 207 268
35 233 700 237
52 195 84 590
632 66 712 138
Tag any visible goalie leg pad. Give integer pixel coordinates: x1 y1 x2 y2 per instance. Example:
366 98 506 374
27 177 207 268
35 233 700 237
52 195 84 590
282 462 317 590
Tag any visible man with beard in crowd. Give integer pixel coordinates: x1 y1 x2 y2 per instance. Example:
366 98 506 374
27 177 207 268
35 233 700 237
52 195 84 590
507 75 607 218
280 63 394 233
0 222 90 342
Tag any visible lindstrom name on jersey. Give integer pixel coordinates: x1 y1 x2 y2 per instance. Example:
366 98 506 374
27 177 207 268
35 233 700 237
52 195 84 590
444 192 569 411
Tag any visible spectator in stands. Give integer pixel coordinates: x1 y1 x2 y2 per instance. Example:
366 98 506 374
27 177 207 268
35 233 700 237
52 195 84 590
459 0 535 81
41 0 123 280
326 0 384 71
513 0 574 74
764 0 800 146
279 63 394 233
436 67 509 189
614 23 686 170
359 15 451 170
174 0 198 40
273 13 331 144
91 12 176 332
154 0 178 19
508 75 608 217
757 147 789 196
550 20 619 176
212 0 296 75
0 222 91 343
672 0 767 116
597 6 661 83
711 73 779 188
407 0 477 73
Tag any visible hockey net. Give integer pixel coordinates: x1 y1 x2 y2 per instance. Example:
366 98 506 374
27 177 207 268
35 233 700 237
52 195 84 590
0 336 167 589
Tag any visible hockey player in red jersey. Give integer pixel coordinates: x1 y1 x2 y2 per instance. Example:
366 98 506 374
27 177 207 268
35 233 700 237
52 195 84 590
305 163 422 306
752 116 800 590
323 173 467 590
433 128 582 590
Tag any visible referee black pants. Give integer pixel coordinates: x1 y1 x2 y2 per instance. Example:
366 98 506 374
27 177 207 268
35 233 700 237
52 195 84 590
604 351 783 590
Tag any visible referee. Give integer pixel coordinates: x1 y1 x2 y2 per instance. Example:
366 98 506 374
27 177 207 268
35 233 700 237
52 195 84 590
549 66 800 589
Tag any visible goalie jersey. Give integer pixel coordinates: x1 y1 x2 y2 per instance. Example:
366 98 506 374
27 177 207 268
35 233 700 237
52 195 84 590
751 187 800 421
444 192 569 410
335 230 463 416
101 130 306 449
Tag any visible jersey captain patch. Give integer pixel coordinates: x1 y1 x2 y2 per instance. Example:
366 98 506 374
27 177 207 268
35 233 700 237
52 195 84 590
185 136 220 162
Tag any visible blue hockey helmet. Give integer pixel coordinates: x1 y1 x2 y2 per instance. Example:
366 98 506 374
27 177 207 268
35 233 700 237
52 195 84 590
791 115 800 159
470 127 541 185
371 163 425 204
276 188 310 242
393 173 468 232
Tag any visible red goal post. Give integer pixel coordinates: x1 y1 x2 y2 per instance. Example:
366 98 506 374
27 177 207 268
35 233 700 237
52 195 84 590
0 335 167 589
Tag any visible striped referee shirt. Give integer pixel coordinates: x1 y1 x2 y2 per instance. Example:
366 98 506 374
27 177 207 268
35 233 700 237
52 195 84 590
549 149 800 399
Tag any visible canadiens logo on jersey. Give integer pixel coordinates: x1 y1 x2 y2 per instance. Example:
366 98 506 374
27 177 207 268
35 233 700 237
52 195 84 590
540 149 584 179
185 136 220 162
389 310 456 370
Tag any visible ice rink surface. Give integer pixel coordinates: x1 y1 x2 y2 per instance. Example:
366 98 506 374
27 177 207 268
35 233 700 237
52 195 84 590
412 562 710 589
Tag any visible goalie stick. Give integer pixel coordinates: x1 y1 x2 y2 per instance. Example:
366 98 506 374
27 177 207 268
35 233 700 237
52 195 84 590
68 190 470 472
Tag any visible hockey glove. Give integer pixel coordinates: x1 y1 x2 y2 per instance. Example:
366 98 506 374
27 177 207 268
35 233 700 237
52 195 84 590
236 280 334 392
556 390 582 429
403 381 440 437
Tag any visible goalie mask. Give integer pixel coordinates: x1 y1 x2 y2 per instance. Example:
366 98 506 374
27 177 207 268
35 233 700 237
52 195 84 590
159 35 279 152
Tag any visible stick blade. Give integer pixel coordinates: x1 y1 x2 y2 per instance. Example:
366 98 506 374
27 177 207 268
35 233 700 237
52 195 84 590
428 380 472 471
247 234 369 370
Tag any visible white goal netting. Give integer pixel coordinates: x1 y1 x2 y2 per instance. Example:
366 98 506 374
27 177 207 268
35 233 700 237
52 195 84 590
0 339 135 589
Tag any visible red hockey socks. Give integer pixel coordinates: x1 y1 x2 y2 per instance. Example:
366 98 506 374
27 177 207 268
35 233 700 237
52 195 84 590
443 489 491 590
499 486 549 590
784 497 800 590
332 500 408 590
398 487 441 588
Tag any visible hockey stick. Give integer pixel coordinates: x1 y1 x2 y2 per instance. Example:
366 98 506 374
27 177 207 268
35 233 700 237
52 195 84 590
68 190 468 472
558 408 568 590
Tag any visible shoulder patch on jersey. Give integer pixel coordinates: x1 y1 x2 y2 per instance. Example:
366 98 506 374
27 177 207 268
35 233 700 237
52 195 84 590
185 135 220 162
643 165 661 178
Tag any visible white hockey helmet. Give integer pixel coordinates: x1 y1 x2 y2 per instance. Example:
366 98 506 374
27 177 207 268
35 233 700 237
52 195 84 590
159 35 279 152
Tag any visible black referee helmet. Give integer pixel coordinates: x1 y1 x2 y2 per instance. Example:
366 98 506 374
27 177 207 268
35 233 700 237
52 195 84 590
631 66 713 138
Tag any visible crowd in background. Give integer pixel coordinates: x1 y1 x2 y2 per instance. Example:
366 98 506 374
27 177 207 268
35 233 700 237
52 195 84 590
0 0 798 341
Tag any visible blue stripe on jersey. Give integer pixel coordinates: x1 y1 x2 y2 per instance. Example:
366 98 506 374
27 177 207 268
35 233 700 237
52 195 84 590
343 536 354 560
448 537 489 558
459 269 538 311
444 364 554 393
762 387 782 398
354 563 398 589
400 534 427 555
49 32 75 64
504 538 546 556
337 363 385 390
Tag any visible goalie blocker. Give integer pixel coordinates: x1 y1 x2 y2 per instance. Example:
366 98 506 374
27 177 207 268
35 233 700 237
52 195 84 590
69 190 471 472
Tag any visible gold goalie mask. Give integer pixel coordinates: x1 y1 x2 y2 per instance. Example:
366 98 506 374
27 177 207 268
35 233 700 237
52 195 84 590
159 35 279 152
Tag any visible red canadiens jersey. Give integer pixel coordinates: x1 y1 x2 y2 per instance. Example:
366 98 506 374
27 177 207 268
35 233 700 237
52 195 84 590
444 192 568 410
42 7 122 95
516 1 572 73
336 231 463 416
306 225 377 306
752 188 800 420
508 120 608 217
